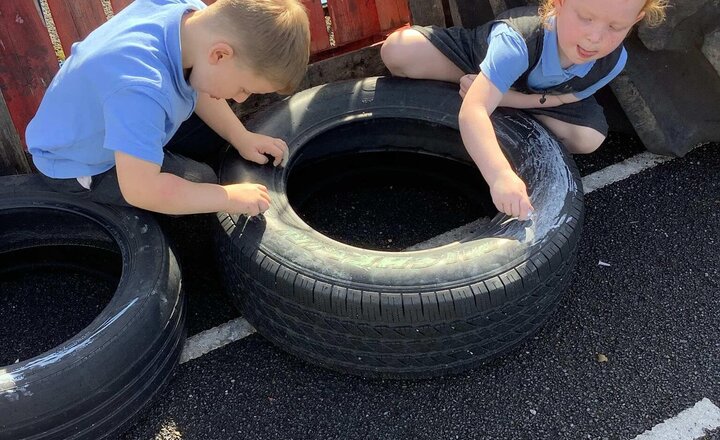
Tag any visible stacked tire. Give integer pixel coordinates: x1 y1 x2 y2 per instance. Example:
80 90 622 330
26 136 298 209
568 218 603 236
0 174 185 439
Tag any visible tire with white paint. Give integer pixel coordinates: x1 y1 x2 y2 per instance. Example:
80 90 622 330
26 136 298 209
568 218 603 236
217 77 584 378
0 174 185 439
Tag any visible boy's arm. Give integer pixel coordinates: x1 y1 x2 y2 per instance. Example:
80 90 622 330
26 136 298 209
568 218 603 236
114 151 270 215
459 73 533 220
194 93 287 165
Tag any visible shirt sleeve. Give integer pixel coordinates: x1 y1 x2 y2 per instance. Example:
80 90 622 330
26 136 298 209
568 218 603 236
573 47 627 100
103 87 169 166
479 22 529 94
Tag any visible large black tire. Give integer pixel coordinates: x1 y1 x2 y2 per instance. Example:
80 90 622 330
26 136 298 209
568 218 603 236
217 77 584 378
0 174 185 439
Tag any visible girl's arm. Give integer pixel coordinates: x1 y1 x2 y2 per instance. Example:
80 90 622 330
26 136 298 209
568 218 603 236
459 73 533 220
500 89 579 109
459 74 579 109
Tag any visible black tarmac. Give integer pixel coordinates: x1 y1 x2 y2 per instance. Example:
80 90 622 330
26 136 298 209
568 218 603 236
2 135 717 440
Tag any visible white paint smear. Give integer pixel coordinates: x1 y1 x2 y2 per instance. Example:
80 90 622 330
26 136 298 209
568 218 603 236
180 317 256 364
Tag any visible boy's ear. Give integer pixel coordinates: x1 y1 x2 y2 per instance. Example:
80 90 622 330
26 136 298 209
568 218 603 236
208 42 234 65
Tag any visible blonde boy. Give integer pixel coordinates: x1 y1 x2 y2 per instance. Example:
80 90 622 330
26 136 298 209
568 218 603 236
382 0 667 220
27 0 310 216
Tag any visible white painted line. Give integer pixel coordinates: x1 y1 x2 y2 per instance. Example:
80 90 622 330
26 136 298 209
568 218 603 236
583 151 673 194
180 151 676 363
631 398 720 440
180 317 255 364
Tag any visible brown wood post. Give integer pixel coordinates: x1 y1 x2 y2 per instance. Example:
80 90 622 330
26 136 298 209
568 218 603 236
0 0 59 175
46 0 109 56
407 0 445 26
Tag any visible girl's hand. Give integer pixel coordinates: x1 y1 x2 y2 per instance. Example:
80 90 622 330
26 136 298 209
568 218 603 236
488 169 534 220
459 74 478 99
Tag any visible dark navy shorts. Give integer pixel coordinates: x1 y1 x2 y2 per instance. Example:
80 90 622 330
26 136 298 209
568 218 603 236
39 113 227 208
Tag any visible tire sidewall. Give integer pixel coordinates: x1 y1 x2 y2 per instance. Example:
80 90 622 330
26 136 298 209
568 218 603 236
220 77 583 290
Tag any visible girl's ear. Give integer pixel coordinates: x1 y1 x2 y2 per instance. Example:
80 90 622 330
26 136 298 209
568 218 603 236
208 42 234 65
634 10 646 25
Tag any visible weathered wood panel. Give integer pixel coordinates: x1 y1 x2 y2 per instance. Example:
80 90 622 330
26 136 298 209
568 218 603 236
327 0 380 46
0 0 60 148
236 43 388 119
376 0 411 31
407 0 445 26
0 92 31 175
47 0 108 55
302 0 331 54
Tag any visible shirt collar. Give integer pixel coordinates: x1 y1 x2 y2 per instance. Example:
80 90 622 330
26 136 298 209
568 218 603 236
542 17 594 78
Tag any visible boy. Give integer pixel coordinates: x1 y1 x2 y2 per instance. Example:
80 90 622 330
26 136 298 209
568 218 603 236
381 0 667 221
27 0 310 216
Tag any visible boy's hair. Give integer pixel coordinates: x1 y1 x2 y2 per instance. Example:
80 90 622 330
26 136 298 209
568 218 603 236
205 0 311 94
538 0 669 28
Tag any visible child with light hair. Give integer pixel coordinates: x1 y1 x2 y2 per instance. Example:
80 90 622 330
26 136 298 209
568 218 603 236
382 0 668 220
28 0 310 216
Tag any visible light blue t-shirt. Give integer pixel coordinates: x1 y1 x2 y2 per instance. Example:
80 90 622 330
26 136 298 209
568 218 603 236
479 20 626 99
26 0 206 178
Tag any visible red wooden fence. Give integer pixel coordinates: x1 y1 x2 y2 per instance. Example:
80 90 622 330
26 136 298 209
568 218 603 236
0 0 410 162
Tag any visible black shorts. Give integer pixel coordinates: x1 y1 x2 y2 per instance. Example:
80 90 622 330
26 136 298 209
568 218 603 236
412 24 609 136
39 113 227 208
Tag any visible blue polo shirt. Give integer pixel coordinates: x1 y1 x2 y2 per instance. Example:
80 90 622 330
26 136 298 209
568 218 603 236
27 0 206 179
479 20 627 99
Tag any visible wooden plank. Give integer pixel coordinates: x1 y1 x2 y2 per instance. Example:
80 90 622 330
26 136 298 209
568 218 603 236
301 0 331 54
0 92 31 175
327 0 380 47
0 0 60 148
235 43 388 120
448 0 495 28
407 0 445 26
110 0 134 14
376 0 411 31
47 0 108 56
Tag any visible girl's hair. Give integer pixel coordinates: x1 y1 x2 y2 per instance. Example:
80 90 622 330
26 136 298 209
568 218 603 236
538 0 669 28
206 0 311 94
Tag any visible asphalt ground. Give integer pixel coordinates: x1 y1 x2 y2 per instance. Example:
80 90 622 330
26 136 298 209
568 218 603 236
1 135 717 439
127 138 715 440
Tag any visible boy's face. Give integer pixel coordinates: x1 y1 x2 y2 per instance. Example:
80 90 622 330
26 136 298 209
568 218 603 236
189 43 280 103
553 0 645 67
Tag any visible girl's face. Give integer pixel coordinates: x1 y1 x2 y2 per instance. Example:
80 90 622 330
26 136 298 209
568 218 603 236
553 0 645 67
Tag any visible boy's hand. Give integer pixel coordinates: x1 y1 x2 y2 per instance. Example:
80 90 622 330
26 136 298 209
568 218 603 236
233 131 288 166
223 183 271 216
459 74 478 99
488 169 534 220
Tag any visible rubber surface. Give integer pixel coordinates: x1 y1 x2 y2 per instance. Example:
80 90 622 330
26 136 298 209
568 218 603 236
217 77 584 378
0 174 185 439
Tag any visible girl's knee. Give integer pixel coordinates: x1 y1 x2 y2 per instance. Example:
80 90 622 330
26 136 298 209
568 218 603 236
566 127 605 154
380 30 414 76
